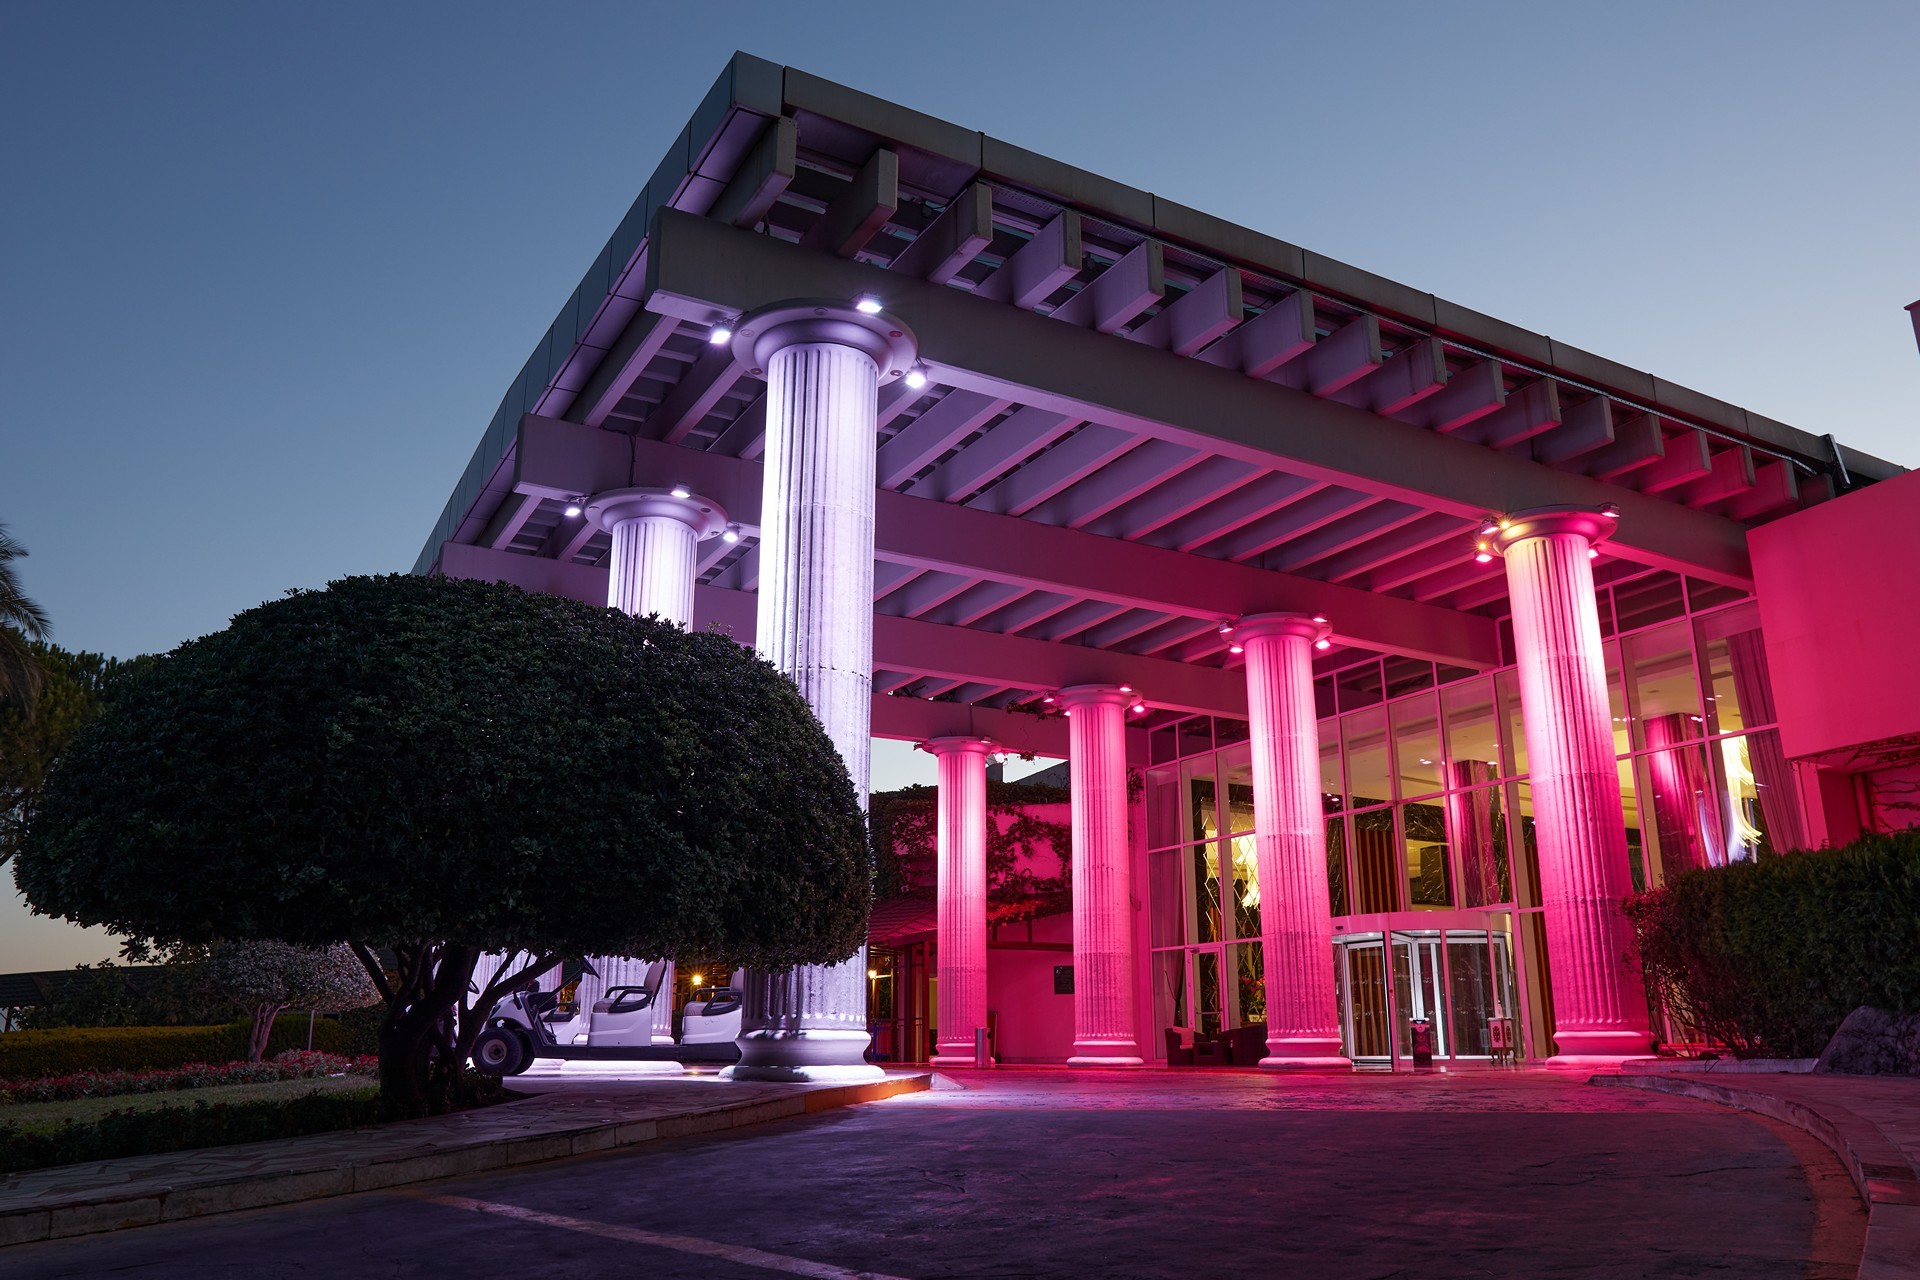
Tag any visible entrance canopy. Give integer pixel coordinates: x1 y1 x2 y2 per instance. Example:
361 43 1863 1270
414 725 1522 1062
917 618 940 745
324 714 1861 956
416 53 1899 756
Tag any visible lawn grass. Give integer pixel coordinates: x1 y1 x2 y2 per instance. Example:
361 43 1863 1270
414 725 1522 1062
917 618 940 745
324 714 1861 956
1 1075 377 1136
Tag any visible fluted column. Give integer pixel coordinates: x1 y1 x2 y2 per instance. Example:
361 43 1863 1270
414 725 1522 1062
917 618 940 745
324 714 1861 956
587 488 728 1049
1238 613 1350 1069
1059 684 1143 1066
926 736 993 1066
726 300 917 1082
1493 506 1651 1062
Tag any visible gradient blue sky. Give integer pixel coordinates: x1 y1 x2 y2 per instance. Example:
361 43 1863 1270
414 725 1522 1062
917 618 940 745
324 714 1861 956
4 2 1916 968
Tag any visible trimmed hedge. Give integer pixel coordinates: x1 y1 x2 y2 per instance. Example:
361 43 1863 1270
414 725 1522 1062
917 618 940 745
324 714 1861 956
0 1087 384 1175
1624 830 1920 1057
0 1018 355 1079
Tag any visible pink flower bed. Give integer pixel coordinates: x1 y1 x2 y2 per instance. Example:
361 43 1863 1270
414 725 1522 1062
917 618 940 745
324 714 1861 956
0 1049 377 1105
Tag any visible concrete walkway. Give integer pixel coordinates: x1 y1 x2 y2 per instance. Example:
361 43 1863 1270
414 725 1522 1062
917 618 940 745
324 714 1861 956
1599 1071 1920 1280
0 1068 929 1247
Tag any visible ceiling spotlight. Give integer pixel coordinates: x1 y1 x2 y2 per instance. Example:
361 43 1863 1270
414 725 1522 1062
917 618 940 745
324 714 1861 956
721 525 740 544
904 367 928 390
670 484 692 499
1041 693 1056 705
1600 502 1620 518
1311 615 1328 624
1217 620 1235 635
1587 547 1599 559
1228 643 1245 655
1478 520 1499 536
1130 702 1148 715
1475 552 1494 564
564 502 583 519
1314 638 1332 651
854 295 884 315
708 325 733 345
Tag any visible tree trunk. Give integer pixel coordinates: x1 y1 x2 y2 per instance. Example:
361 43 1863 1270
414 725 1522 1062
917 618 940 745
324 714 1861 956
247 1003 286 1062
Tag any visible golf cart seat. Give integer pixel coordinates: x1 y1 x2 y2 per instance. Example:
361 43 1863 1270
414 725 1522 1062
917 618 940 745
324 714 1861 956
591 959 667 1016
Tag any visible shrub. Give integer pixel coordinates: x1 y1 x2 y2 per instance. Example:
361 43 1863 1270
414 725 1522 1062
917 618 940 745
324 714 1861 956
0 1050 375 1105
0 1088 387 1175
1624 830 1920 1057
0 1019 354 1079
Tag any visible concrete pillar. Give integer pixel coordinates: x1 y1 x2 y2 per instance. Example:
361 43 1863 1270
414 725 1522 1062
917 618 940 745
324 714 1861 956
1492 506 1651 1063
584 487 729 1048
1237 613 1351 1069
1059 684 1143 1066
925 736 994 1066
726 300 918 1083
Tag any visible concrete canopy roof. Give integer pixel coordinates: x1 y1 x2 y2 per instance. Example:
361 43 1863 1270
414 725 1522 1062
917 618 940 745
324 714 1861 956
415 53 1900 735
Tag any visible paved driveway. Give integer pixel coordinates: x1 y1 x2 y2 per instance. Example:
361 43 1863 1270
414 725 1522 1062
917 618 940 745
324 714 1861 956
3 1070 1861 1279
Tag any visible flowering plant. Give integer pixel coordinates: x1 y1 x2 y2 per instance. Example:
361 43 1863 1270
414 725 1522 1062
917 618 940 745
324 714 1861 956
0 1049 376 1105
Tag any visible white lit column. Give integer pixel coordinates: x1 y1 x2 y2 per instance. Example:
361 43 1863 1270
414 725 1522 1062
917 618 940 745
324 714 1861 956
1059 684 1143 1066
1492 507 1651 1062
586 487 728 1046
726 300 917 1082
1237 613 1350 1069
925 736 993 1066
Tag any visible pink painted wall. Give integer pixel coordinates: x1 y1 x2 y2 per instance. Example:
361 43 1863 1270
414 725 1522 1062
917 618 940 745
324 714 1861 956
986 912 1076 1063
1751 468 1920 767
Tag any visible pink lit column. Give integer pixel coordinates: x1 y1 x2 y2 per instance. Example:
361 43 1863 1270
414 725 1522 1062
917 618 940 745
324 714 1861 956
1059 685 1143 1066
585 487 728 1047
1493 507 1651 1062
726 301 917 1082
1237 614 1350 1069
925 736 993 1066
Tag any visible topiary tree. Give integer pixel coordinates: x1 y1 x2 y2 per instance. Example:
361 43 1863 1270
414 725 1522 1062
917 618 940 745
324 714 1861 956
204 941 379 1062
13 575 870 1114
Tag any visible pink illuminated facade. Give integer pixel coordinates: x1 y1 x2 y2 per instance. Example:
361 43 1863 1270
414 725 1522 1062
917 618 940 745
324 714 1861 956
420 55 1911 1072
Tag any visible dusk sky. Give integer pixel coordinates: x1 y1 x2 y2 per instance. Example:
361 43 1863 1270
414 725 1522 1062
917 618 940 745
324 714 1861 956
4 3 1916 967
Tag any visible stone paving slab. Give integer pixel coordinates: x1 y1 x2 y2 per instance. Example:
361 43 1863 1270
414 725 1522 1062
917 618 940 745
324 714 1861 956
1597 1072 1920 1280
0 1069 930 1248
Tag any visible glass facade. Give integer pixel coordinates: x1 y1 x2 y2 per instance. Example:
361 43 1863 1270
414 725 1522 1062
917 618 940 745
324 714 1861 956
1144 572 1801 1065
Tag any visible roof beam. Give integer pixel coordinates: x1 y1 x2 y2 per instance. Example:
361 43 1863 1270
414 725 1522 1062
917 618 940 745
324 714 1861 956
1083 456 1263 541
645 346 745 443
890 183 993 284
1473 379 1562 449
1719 458 1800 521
1263 500 1428 572
1531 393 1611 464
909 406 1081 502
967 424 1139 517
1585 413 1667 480
1129 267 1241 355
1417 359 1506 434
1028 439 1205 529
800 148 898 258
1196 487 1373 563
1052 240 1164 333
977 212 1081 309
643 210 1755 585
1332 337 1447 416
875 389 1011 488
1198 289 1316 377
1309 512 1471 584
1147 472 1322 553
1636 429 1713 493
1297 315 1383 396
479 491 541 550
710 116 796 229
1679 445 1755 508
565 309 677 428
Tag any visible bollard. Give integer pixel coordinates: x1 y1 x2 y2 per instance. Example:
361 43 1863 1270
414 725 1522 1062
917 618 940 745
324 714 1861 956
974 1026 991 1069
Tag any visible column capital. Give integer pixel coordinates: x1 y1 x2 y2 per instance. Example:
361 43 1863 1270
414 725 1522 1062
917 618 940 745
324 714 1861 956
729 298 919 381
1235 612 1330 645
919 735 995 758
585 487 729 540
1488 505 1618 554
1056 683 1134 710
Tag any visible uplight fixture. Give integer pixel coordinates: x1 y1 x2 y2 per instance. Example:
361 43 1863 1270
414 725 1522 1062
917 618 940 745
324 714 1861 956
904 367 928 390
1314 638 1332 651
1475 552 1494 564
721 525 741 544
670 484 692 499
854 295 884 315
708 325 733 345
564 502 583 518
1228 643 1245 655
1217 620 1235 635
1588 547 1599 559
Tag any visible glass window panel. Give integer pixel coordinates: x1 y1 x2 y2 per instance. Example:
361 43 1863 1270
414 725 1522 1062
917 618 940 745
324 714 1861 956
1620 756 1647 891
1696 604 1771 736
1326 816 1351 916
1153 951 1189 1043
1177 716 1212 760
1336 660 1385 712
1183 757 1218 842
1344 707 1392 808
1234 941 1266 1027
1318 723 1344 812
1508 782 1541 908
1392 693 1445 799
1228 831 1260 942
1449 786 1511 908
1638 740 1721 878
1447 935 1496 1057
1496 668 1529 778
1605 642 1630 756
1442 678 1502 785
1613 570 1687 632
1738 728 1806 854
1149 846 1186 947
1314 675 1336 720
1189 842 1222 944
1214 717 1250 747
1435 663 1477 688
1351 808 1400 913
1145 765 1182 851
1195 949 1222 1037
1383 656 1435 697
1686 578 1748 613
1627 621 1704 751
1150 724 1178 765
1219 741 1255 835
1402 801 1454 908
1594 583 1616 638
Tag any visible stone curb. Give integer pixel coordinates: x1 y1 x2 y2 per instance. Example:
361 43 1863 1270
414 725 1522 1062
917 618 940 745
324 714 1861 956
0 1073 929 1248
1595 1073 1920 1280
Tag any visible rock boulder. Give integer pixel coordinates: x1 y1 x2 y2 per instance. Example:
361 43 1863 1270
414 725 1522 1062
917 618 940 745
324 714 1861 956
1814 1006 1920 1076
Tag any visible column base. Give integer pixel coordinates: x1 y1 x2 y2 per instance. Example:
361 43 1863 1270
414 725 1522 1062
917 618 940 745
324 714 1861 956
723 1029 883 1083
929 1054 996 1068
1259 1055 1353 1071
1262 1034 1349 1070
1549 1029 1655 1065
1067 1043 1144 1068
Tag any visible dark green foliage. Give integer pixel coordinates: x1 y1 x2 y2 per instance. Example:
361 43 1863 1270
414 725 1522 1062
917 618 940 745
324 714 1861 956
15 957 231 1030
870 780 1072 922
13 575 870 1111
1624 831 1920 1057
0 1087 387 1175
0 1020 355 1078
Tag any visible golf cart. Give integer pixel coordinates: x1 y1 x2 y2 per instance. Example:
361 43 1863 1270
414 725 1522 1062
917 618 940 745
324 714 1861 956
471 959 744 1076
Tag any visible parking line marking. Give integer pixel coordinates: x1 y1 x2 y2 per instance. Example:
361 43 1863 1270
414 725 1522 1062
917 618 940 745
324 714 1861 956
419 1193 916 1280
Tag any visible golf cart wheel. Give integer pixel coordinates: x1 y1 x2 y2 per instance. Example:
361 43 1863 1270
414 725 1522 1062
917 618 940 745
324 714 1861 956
472 1027 531 1076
